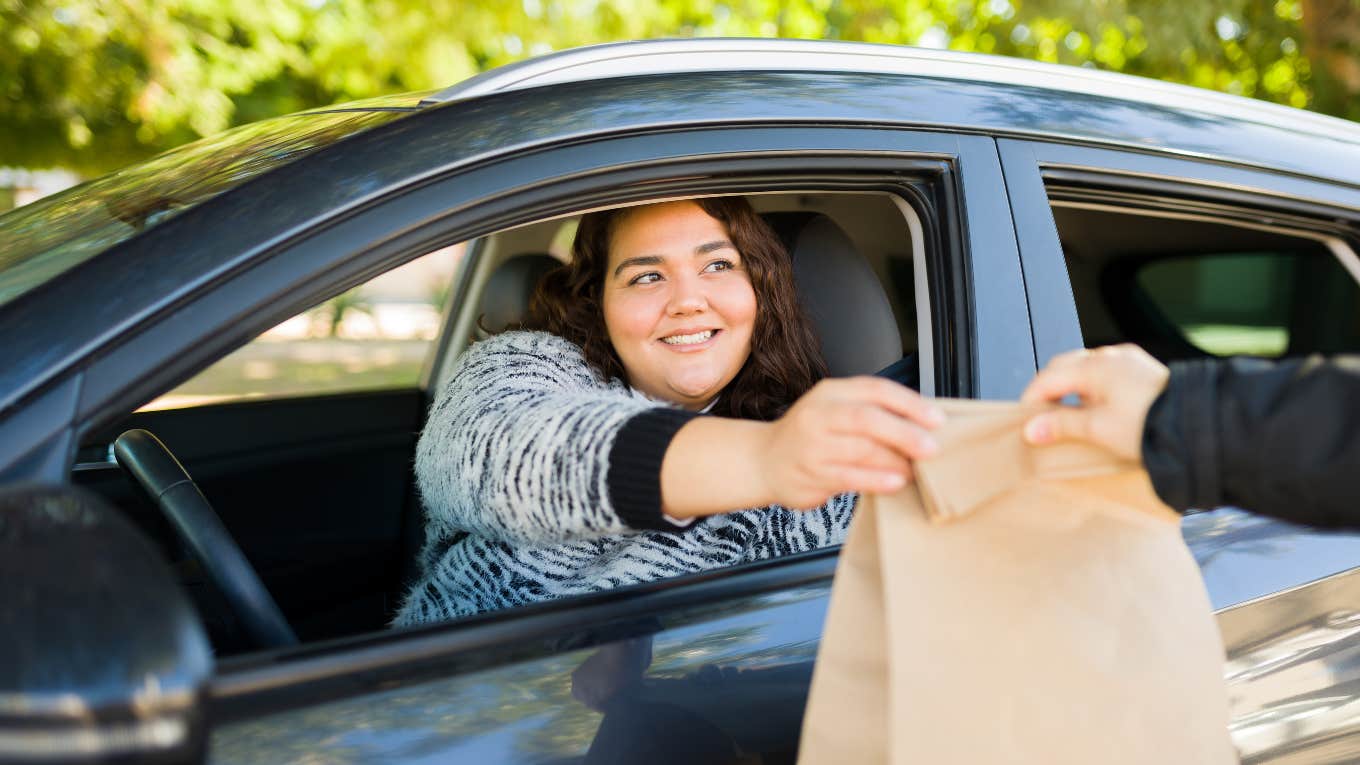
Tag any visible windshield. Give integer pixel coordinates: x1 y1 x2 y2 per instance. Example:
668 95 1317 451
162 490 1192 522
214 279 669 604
0 101 415 309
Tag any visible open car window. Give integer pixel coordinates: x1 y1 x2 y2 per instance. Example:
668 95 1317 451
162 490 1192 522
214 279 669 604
139 243 466 411
1049 200 1360 359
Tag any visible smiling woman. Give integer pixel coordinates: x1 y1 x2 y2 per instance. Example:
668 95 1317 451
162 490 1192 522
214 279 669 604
395 196 943 625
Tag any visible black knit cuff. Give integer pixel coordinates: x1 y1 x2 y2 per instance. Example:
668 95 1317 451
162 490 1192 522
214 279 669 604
608 408 701 531
1143 359 1220 512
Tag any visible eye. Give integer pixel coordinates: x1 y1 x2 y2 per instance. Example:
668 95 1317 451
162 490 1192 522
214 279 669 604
703 259 735 273
628 271 663 286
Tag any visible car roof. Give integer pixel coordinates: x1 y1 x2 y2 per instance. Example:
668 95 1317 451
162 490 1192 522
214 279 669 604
424 38 1360 150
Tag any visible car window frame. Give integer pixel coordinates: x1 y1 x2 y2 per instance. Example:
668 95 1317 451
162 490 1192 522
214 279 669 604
52 127 1028 726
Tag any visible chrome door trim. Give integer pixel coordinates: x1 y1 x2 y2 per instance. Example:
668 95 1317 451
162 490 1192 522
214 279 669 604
1220 565 1360 763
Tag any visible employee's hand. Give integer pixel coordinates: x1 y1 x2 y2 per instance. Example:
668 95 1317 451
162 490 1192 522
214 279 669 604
1020 344 1169 461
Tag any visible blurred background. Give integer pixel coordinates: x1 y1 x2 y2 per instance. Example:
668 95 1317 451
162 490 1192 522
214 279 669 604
5 0 1357 407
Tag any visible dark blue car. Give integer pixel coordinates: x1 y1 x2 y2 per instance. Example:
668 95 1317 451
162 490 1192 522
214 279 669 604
4 39 1360 764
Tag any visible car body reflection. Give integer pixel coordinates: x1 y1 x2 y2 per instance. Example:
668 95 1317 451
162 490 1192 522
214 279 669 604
208 585 830 764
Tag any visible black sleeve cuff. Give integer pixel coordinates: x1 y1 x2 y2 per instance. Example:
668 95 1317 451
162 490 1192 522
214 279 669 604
608 408 702 531
1143 359 1221 513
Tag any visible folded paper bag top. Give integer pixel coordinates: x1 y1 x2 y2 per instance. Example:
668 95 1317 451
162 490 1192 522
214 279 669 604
799 399 1235 765
912 399 1179 526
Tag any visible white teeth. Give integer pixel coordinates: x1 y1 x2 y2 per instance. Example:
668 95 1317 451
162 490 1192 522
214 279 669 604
661 330 714 346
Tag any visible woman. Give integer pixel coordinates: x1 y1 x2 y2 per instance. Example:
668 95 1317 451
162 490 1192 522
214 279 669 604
395 197 943 625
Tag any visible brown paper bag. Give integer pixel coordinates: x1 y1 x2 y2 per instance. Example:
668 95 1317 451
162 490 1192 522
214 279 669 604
799 400 1236 764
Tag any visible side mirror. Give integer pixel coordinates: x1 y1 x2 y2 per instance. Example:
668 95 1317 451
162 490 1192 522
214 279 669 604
0 485 212 764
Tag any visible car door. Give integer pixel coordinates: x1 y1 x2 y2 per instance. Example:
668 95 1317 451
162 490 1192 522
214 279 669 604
1000 138 1360 763
170 126 1027 764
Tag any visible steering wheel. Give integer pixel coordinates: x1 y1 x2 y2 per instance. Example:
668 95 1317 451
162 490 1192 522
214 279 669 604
113 429 298 649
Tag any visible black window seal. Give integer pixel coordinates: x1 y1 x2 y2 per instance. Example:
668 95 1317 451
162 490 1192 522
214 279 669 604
1043 167 1360 237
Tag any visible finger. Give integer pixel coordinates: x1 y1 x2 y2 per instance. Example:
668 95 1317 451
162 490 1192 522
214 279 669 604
1020 365 1093 405
1042 347 1096 371
842 376 947 428
822 434 914 475
1023 407 1095 446
828 405 940 459
827 465 912 495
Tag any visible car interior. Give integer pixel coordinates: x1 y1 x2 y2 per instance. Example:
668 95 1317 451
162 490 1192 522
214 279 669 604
68 185 1360 658
1050 198 1360 357
71 190 929 656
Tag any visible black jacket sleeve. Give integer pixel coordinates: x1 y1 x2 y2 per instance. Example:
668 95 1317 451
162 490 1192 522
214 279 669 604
1142 355 1360 528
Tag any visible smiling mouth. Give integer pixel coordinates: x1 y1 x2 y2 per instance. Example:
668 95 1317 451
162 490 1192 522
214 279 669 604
660 329 718 346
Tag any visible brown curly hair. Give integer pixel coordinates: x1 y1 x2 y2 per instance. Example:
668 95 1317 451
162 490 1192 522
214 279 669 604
524 197 827 421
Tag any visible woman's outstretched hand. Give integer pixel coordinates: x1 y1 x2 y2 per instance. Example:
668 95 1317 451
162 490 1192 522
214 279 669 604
1020 344 1169 461
758 377 946 509
660 377 945 518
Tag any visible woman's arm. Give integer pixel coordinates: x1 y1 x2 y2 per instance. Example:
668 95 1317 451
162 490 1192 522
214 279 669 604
416 331 662 546
420 333 946 545
659 377 946 519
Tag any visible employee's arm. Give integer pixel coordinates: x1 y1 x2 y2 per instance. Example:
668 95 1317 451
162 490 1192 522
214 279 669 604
1021 346 1360 528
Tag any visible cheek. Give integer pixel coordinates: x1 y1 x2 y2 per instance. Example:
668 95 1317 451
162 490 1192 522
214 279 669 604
603 291 662 346
718 278 759 334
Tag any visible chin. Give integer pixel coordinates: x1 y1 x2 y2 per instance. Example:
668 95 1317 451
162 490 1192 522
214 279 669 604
667 380 722 403
669 367 742 400
672 388 719 403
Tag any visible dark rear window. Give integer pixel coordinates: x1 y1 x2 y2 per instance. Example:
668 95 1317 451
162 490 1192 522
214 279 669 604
1132 249 1360 358
0 101 415 308
1050 199 1360 360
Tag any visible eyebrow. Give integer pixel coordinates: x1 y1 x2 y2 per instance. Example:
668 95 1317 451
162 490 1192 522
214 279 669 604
611 240 737 278
613 255 663 278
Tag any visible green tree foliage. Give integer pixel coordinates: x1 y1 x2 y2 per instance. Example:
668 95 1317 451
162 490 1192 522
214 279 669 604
4 0 1359 175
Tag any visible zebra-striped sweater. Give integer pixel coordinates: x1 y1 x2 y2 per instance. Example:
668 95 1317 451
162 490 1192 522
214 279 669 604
393 330 856 625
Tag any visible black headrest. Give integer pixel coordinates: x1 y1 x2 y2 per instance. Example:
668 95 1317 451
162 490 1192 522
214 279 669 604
762 213 902 377
478 253 561 335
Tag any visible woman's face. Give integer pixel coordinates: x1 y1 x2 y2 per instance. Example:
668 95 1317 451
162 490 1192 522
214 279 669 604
602 201 758 410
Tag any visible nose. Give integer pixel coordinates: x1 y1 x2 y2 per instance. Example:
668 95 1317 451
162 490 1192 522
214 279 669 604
666 271 708 316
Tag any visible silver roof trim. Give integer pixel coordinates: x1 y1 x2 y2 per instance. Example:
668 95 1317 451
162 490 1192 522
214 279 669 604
422 38 1360 146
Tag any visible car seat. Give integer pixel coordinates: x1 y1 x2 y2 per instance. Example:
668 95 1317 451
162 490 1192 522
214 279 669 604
761 213 914 385
474 252 561 338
